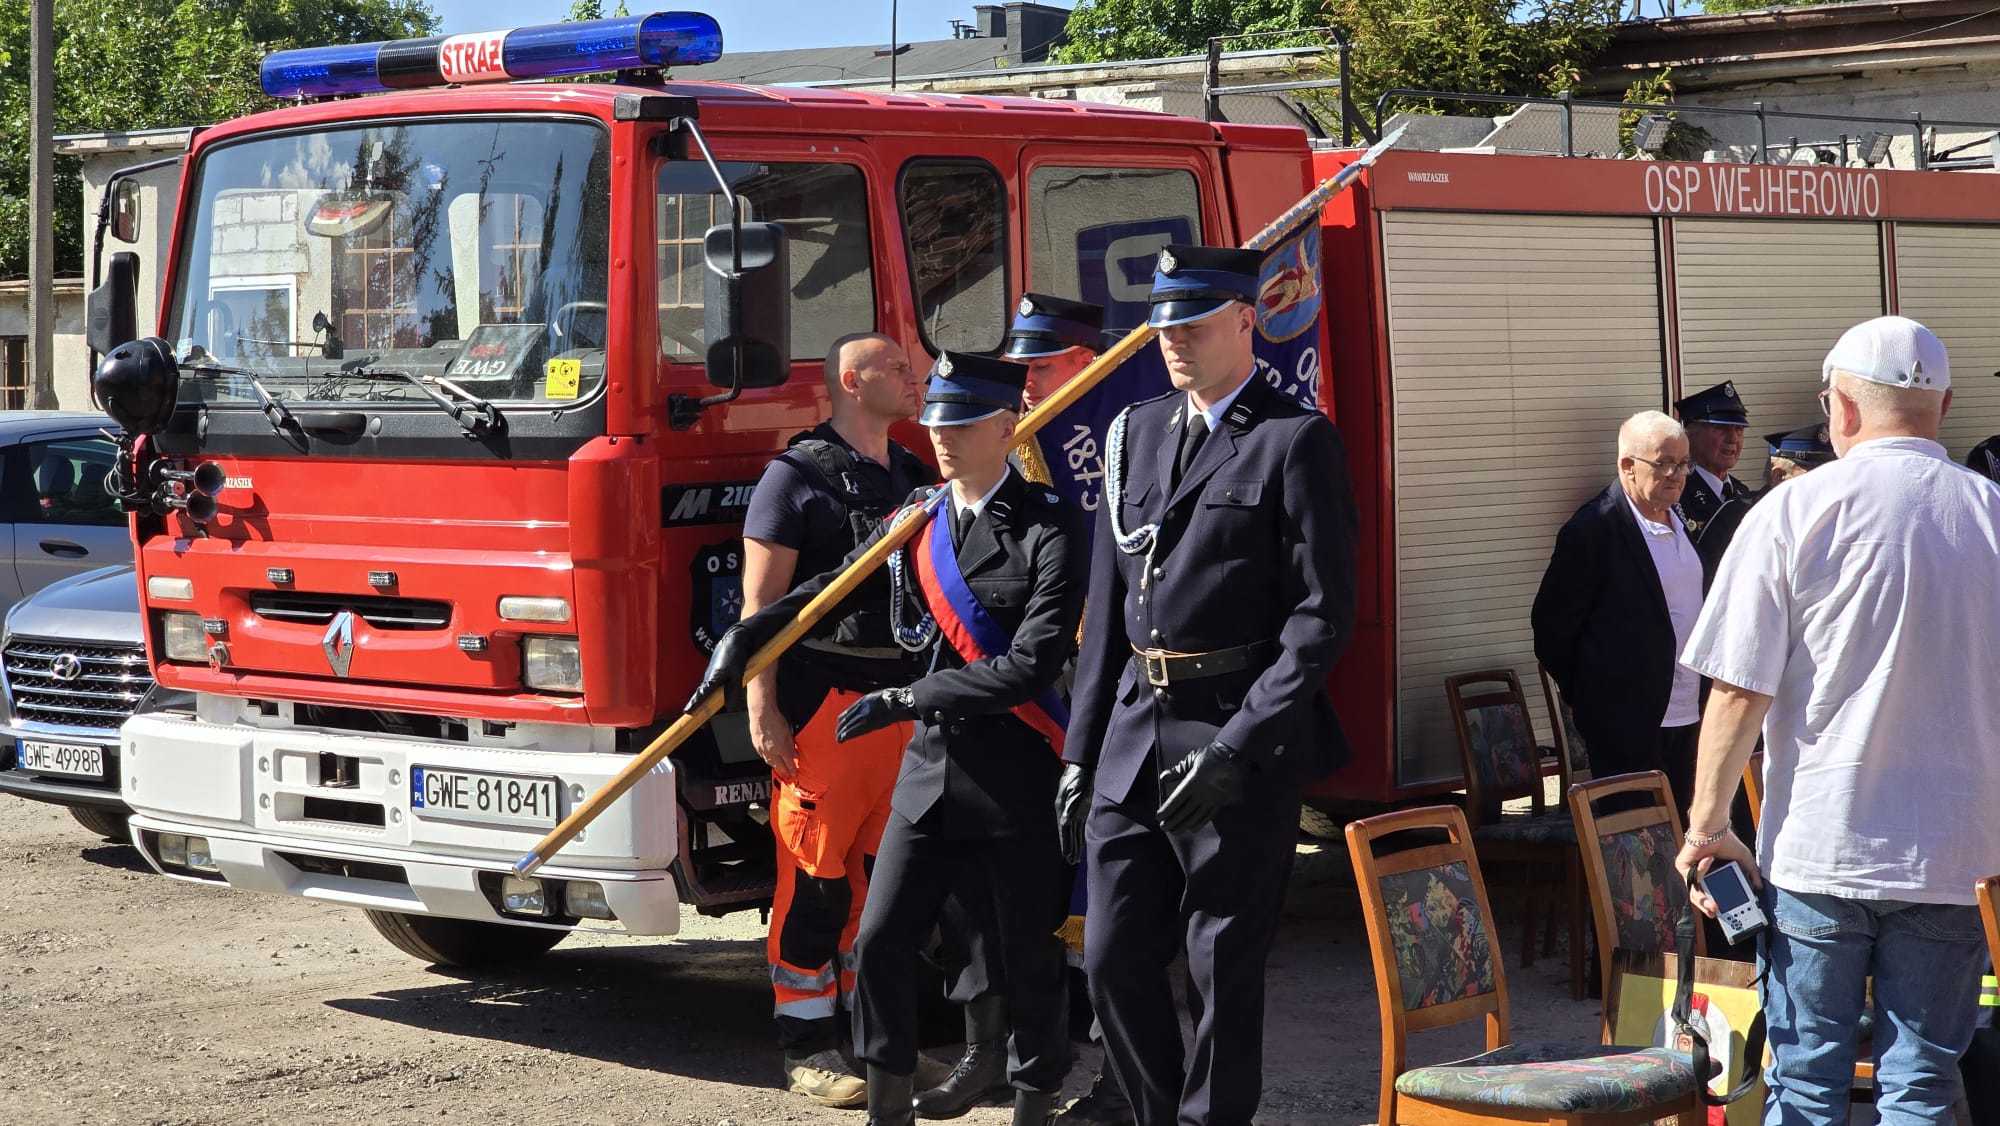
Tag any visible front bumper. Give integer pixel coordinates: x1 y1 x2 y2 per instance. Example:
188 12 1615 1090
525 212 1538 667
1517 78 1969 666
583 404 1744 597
0 723 125 811
120 711 683 935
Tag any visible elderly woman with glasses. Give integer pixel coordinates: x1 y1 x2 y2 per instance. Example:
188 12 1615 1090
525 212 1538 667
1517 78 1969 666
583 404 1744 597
1533 410 1708 815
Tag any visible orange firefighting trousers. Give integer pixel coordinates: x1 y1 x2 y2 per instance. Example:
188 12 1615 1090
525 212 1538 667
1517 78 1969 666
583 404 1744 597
768 687 907 1052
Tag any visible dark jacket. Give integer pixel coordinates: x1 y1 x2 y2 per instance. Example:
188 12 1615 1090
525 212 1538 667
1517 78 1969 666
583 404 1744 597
1065 376 1358 804
1676 468 1744 542
747 471 1084 839
1532 482 1702 753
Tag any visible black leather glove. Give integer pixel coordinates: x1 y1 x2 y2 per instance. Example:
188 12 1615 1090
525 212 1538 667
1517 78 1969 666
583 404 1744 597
1157 741 1246 833
1056 763 1092 865
835 686 916 743
686 625 755 714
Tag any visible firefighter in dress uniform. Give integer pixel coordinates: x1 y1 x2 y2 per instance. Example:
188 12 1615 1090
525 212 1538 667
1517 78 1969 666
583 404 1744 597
1695 422 1832 577
738 333 935 1107
1672 380 1751 541
917 295 1124 1123
1058 246 1358 1126
696 351 1084 1126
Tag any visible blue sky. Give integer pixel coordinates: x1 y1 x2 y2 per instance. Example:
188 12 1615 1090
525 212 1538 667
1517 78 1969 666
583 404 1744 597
426 0 1055 52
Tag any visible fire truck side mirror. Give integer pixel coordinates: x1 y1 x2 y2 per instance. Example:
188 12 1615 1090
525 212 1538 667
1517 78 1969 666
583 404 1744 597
86 251 140 358
111 180 142 243
701 220 792 391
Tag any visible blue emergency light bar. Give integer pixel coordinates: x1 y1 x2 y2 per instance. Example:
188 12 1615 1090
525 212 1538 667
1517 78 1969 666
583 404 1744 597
259 11 723 99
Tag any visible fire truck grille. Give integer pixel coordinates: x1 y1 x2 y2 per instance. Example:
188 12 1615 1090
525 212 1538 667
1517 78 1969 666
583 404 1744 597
249 592 453 631
3 638 154 730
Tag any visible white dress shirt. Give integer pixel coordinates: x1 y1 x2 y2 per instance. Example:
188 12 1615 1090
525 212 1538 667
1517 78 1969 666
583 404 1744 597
951 466 1013 524
1624 494 1704 727
1185 372 1257 430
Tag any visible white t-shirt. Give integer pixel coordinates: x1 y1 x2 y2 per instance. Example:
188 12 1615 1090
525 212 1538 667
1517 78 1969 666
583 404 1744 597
1680 436 2000 905
1624 495 1704 727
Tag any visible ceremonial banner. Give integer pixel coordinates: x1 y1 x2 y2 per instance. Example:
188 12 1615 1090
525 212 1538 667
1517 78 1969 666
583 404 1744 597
1039 220 1327 518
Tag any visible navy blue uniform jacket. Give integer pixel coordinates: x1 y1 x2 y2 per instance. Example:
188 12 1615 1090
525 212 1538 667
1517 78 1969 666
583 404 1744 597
1064 376 1358 804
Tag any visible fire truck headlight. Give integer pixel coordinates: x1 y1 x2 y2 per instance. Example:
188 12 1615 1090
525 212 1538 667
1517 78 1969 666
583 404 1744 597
521 636 583 694
162 612 208 662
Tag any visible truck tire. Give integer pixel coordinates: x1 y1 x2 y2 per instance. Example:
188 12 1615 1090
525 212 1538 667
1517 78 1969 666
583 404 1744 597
363 910 565 968
68 806 130 843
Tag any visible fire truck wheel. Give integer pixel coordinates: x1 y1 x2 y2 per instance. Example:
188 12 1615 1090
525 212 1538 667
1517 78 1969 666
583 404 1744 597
68 806 130 843
363 910 565 968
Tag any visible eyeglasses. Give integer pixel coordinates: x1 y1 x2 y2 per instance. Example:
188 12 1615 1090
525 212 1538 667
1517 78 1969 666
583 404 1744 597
1630 455 1693 476
1818 388 1833 417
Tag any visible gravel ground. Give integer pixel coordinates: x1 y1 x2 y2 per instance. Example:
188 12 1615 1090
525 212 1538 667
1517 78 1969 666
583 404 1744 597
0 798 1657 1126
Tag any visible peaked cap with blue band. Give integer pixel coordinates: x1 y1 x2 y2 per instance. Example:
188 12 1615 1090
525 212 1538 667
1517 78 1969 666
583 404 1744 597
1003 293 1105 360
1766 422 1834 465
919 350 1027 427
1147 244 1263 328
1675 380 1750 426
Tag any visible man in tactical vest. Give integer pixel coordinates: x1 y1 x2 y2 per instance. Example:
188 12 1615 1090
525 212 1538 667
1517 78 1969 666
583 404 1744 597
739 331 933 1107
1059 245 1358 1126
698 350 1085 1126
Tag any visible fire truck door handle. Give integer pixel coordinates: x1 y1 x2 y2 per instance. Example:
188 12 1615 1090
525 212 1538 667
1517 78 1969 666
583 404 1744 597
38 539 87 558
296 410 367 436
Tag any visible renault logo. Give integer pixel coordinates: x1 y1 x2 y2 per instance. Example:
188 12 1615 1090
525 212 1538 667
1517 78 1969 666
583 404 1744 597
322 610 356 677
49 653 83 682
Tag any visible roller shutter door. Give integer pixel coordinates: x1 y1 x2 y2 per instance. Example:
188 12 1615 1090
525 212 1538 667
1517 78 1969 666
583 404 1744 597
1894 225 2000 463
1383 213 1666 789
1674 220 1884 454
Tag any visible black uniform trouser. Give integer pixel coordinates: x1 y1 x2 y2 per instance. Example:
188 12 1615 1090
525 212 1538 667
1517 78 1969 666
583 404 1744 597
939 865 1001 1005
1083 764 1299 1126
853 809 1071 1090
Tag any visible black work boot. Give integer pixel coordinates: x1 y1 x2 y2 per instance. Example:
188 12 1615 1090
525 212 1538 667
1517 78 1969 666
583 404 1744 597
1053 1068 1134 1126
1012 1089 1060 1126
866 1066 916 1126
914 995 1011 1119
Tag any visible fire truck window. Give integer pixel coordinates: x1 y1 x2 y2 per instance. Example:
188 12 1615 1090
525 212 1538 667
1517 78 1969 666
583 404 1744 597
1027 166 1200 332
165 119 611 409
657 161 872 362
899 161 1006 355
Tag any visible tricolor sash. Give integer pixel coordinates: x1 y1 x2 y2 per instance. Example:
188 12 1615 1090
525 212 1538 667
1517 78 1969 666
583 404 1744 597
910 506 1069 756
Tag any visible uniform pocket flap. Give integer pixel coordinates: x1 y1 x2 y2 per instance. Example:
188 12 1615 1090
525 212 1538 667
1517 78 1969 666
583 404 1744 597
1203 480 1262 506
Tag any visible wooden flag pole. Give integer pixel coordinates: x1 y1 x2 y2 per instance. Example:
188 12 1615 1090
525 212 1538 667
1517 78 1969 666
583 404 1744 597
512 128 1404 877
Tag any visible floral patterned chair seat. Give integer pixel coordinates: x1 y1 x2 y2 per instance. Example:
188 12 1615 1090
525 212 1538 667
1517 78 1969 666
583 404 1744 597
1394 1042 1703 1113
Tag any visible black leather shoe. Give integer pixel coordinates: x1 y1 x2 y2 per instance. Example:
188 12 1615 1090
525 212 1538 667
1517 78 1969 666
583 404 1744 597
1053 1069 1134 1126
866 1066 915 1126
913 1040 1010 1118
1012 1089 1060 1126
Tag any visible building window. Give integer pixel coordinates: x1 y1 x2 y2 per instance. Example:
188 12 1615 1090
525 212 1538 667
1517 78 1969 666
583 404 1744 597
0 337 26 410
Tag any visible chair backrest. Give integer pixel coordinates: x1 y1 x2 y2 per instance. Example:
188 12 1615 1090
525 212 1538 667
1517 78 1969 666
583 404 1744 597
1743 749 1765 832
1568 770 1699 1027
1978 876 2000 988
1346 805 1510 1126
1445 669 1542 821
1537 662 1591 792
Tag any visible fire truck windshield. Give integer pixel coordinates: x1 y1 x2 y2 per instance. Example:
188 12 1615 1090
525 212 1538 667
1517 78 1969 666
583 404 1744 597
164 118 611 411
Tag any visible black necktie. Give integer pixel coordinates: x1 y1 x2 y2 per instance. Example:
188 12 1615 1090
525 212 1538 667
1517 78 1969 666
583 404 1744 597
1174 412 1210 488
1724 477 1742 501
954 504 977 550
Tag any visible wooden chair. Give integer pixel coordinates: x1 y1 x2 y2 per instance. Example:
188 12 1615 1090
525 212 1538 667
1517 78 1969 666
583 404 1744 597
1537 663 1592 795
1346 805 1704 1126
1741 750 1765 831
1446 669 1586 998
1567 771 1701 1026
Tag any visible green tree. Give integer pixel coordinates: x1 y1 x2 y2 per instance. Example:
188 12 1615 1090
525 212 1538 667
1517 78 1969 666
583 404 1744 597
1332 0 1626 118
1698 0 1860 12
1053 0 1330 63
0 0 436 278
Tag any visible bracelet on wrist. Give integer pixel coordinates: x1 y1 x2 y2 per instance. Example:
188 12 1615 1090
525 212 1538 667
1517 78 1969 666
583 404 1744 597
1684 826 1732 847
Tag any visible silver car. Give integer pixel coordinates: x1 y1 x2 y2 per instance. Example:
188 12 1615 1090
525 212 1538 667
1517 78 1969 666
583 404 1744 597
0 412 133 609
0 565 180 839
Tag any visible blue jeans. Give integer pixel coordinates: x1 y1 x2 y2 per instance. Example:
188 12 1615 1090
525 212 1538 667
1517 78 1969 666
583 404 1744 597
1760 885 1986 1124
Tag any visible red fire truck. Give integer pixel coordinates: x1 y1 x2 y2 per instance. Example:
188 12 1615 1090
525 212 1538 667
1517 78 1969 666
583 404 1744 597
85 12 2000 965
84 12 1331 965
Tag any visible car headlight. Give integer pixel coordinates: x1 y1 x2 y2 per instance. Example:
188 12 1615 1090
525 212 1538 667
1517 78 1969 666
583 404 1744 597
161 612 207 662
521 636 582 693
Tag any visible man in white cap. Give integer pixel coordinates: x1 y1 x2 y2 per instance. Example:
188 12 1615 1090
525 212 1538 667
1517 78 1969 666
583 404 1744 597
1675 315 2000 1120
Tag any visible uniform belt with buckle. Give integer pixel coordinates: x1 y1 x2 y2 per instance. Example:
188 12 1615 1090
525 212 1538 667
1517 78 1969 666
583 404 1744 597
1131 640 1276 688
